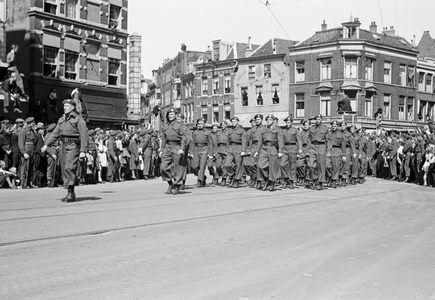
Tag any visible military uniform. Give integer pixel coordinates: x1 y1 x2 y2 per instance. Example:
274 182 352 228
224 119 246 187
326 125 345 187
214 125 229 184
190 124 214 186
44 101 88 201
18 117 37 188
44 123 59 187
280 119 301 188
297 124 310 183
307 118 328 188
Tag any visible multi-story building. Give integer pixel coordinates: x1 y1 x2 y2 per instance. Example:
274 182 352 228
1 0 129 128
416 31 435 122
128 32 141 122
288 18 421 129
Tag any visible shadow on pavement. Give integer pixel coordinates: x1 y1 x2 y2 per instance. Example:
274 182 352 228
75 197 103 202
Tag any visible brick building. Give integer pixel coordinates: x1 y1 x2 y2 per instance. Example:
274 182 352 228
416 31 435 122
288 18 422 130
1 0 129 128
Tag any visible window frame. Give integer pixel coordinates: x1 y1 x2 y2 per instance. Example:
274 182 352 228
344 56 358 79
383 62 392 84
248 65 255 79
64 50 78 80
43 46 58 78
255 85 263 106
264 63 271 78
108 58 120 86
320 58 331 81
295 93 305 118
295 61 305 82
241 87 248 106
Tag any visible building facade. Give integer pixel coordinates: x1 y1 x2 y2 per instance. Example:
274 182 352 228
416 31 435 122
288 19 422 130
1 0 129 128
128 32 141 122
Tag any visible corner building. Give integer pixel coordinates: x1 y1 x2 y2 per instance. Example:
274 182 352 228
3 0 128 127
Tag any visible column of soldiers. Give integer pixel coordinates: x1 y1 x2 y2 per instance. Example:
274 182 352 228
2 111 435 193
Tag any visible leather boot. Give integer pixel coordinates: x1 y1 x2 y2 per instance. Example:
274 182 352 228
180 180 186 190
331 180 337 188
196 180 202 188
262 180 269 191
233 180 240 188
351 178 356 185
282 179 289 189
316 182 324 190
269 181 276 192
229 177 235 187
311 181 316 190
202 176 207 187
165 182 173 194
289 181 295 189
212 178 218 185
255 180 262 189
221 178 227 187
172 185 180 195
62 186 76 202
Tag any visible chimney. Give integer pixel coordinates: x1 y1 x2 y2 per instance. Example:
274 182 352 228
248 37 251 50
245 37 253 57
369 21 377 33
321 20 327 31
382 26 395 36
272 39 276 54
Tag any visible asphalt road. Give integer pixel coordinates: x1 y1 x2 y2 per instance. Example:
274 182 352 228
1 177 434 300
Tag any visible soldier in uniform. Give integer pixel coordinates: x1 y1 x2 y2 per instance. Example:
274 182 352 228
224 116 246 188
245 114 263 187
280 116 301 189
326 120 346 188
349 125 360 185
242 117 256 186
307 114 328 190
357 129 368 184
339 121 355 186
207 124 219 184
215 121 230 185
18 117 37 188
106 130 118 183
160 108 189 195
297 119 310 186
42 99 88 202
44 123 58 187
255 115 284 191
190 118 214 187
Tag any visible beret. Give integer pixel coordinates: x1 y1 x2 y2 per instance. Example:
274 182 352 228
167 108 176 113
62 99 76 106
109 130 117 136
300 119 309 125
15 118 24 123
284 116 293 122
231 116 239 122
151 131 158 137
196 118 206 123
46 123 56 132
330 120 338 125
254 114 263 119
94 127 101 132
265 114 274 120
25 117 35 123
315 114 323 119
35 122 45 130
87 129 95 136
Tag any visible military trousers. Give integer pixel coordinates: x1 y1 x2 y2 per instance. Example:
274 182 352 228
308 144 326 183
19 145 34 187
224 145 244 181
142 148 153 176
59 142 80 187
191 146 208 181
280 145 297 181
258 145 279 182
329 148 343 181
160 144 186 186
215 146 227 178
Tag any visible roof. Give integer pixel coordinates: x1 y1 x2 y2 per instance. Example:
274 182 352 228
249 38 298 57
226 42 260 59
295 27 415 52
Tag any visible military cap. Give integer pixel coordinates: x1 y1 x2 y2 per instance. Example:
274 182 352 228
220 121 227 126
330 120 338 126
265 114 274 120
25 117 35 123
179 114 186 119
273 116 279 121
0 119 9 125
15 118 24 123
196 117 206 123
88 129 95 136
62 99 76 106
300 118 309 125
284 116 293 122
46 123 56 132
94 127 101 132
231 116 239 122
250 117 255 123
138 130 146 137
35 122 45 130
339 120 347 126
109 130 117 136
254 114 263 120
315 114 323 119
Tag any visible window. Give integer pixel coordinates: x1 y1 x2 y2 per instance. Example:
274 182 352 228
256 86 263 105
202 77 208 96
248 65 255 79
365 58 374 81
344 57 357 79
295 94 305 118
65 0 77 19
295 61 305 82
44 0 57 13
109 5 121 30
407 67 415 87
399 96 406 121
365 92 373 117
43 47 58 77
264 64 271 78
213 43 220 61
271 84 279 104
320 58 331 80
399 64 406 86
202 105 208 121
320 92 331 116
344 90 358 112
418 72 424 91
241 87 248 106
224 103 231 120
383 94 391 119
407 98 414 121
64 51 78 80
426 74 432 92
108 59 120 85
384 62 391 84
213 105 219 123
224 75 231 93
213 76 219 94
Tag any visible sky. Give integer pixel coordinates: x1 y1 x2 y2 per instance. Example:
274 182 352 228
128 0 435 79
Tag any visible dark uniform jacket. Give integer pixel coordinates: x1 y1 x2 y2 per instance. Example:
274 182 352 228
161 120 189 151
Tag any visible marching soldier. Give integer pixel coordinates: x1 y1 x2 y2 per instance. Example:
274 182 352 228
349 125 360 185
339 121 355 186
190 118 214 187
255 115 284 191
224 116 246 188
280 116 301 189
245 114 263 187
297 119 310 186
215 121 230 185
357 129 368 184
307 114 328 190
326 120 346 188
207 124 219 184
160 108 189 195
44 123 58 187
42 99 88 202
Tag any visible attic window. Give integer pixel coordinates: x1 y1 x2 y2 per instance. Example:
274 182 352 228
373 34 381 40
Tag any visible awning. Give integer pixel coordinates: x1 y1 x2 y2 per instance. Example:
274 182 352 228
315 81 333 92
364 82 378 92
341 80 362 91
